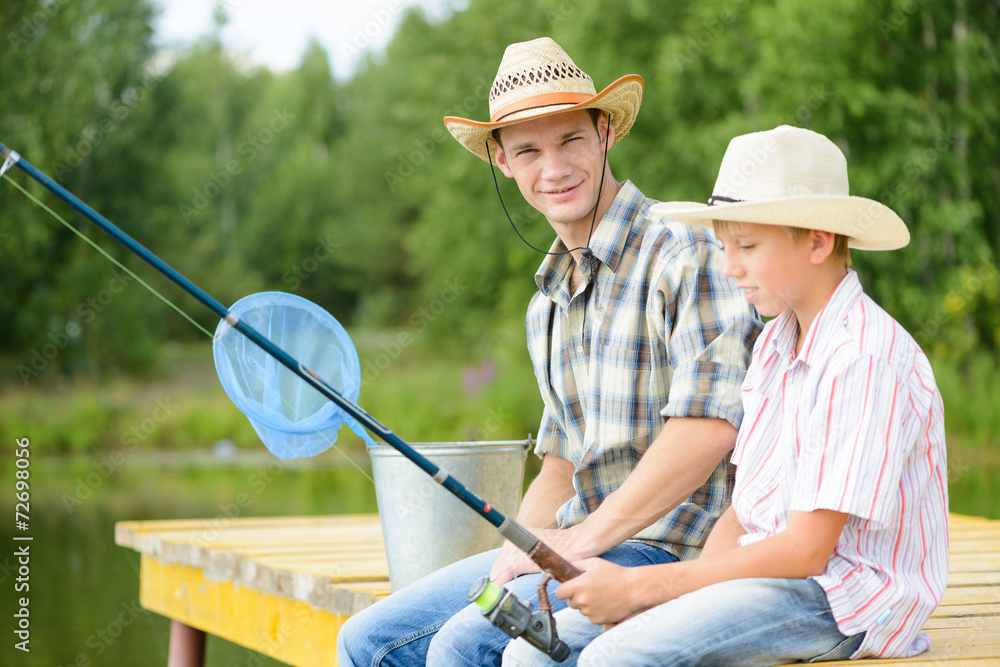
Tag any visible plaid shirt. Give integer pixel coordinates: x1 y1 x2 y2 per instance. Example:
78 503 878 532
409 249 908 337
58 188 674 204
527 181 761 560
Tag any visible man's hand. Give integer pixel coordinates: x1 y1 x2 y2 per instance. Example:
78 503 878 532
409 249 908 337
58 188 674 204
490 539 540 585
489 525 585 585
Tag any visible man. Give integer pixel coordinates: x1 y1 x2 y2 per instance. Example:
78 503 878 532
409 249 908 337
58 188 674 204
337 37 760 666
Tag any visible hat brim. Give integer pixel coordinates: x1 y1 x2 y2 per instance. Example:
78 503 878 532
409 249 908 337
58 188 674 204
650 196 910 251
444 74 643 165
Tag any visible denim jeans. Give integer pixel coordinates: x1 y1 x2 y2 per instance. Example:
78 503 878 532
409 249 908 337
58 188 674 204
336 542 678 667
502 577 864 667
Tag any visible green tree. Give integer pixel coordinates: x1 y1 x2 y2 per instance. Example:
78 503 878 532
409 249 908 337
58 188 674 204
1 0 168 378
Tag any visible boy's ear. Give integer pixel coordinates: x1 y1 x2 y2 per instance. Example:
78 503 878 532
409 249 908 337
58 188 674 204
808 230 837 265
495 143 514 178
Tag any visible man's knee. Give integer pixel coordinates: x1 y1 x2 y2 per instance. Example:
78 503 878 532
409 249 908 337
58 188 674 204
427 603 501 662
429 603 482 646
337 612 366 665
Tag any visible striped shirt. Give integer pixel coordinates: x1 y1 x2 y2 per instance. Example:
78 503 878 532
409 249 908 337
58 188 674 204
731 270 949 658
527 180 761 560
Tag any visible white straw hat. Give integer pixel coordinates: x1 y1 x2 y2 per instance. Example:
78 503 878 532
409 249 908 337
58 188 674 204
444 37 643 164
650 125 910 251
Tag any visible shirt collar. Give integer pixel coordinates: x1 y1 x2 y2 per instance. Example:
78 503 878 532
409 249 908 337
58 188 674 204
767 270 863 364
534 180 645 297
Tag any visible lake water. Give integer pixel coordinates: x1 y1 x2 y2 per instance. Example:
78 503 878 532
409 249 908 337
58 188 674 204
2 444 995 667
1 451 378 667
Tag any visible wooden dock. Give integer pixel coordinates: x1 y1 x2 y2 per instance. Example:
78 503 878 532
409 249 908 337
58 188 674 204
115 513 1000 666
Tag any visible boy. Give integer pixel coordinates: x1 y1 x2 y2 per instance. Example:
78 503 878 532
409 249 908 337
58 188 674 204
502 125 949 666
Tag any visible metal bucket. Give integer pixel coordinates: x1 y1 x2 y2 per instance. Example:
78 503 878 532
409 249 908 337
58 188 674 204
367 437 533 591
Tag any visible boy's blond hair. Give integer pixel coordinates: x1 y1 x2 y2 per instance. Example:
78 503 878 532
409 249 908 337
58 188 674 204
713 219 852 268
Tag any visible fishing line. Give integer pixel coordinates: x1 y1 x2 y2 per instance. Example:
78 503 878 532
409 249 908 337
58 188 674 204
3 173 214 338
2 162 507 564
2 170 376 485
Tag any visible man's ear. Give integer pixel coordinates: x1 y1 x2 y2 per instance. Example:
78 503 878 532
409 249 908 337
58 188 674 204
494 140 514 178
808 230 837 264
600 113 615 148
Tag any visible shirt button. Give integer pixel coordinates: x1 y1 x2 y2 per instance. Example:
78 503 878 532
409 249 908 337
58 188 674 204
577 346 584 353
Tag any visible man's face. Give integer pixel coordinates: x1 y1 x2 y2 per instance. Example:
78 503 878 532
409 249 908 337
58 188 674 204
495 110 611 232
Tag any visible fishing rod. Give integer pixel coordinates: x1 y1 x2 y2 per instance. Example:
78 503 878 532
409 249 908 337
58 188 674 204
0 141 582 599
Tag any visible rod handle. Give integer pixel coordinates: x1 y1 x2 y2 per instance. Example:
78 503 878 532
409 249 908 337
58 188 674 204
498 518 583 583
528 541 583 583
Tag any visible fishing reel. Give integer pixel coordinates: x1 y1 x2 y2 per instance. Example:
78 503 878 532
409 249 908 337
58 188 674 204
467 574 570 662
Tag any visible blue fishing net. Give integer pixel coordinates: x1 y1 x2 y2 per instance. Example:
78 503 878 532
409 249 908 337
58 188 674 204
212 291 376 459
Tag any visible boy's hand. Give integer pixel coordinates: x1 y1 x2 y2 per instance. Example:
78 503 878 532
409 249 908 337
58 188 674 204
554 558 649 626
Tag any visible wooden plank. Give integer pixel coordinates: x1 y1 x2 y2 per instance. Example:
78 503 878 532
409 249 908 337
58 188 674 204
828 627 1000 665
948 553 1000 572
925 602 1000 617
115 515 384 552
949 573 1000 588
938 585 1000 606
116 515 392 592
118 515 392 616
949 539 1000 554
923 616 1000 630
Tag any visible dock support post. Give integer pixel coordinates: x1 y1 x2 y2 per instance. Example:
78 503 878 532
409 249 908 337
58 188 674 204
168 620 206 667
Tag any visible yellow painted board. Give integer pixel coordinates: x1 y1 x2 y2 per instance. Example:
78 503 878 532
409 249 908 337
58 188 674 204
139 554 343 667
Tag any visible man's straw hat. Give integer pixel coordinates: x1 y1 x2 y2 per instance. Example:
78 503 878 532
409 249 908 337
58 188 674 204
650 125 910 251
444 37 643 164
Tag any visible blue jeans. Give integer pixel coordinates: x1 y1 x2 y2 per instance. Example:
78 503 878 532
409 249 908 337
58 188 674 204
337 542 678 667
502 577 864 666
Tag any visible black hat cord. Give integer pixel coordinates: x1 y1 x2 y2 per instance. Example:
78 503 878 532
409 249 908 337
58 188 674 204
485 119 611 273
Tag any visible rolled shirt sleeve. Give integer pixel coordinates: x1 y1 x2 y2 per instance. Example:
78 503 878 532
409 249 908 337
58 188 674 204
655 231 759 430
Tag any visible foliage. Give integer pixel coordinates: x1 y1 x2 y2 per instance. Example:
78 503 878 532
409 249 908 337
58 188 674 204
1 0 998 396
0 339 539 454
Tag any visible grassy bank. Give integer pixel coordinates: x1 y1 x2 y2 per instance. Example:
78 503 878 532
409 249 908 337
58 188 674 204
2 334 997 517
0 332 542 456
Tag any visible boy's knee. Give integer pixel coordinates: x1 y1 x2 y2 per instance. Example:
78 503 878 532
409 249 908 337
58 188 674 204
501 637 546 666
577 636 620 667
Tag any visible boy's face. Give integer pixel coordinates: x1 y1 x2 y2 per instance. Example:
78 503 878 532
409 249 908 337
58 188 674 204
716 222 810 318
494 110 611 232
